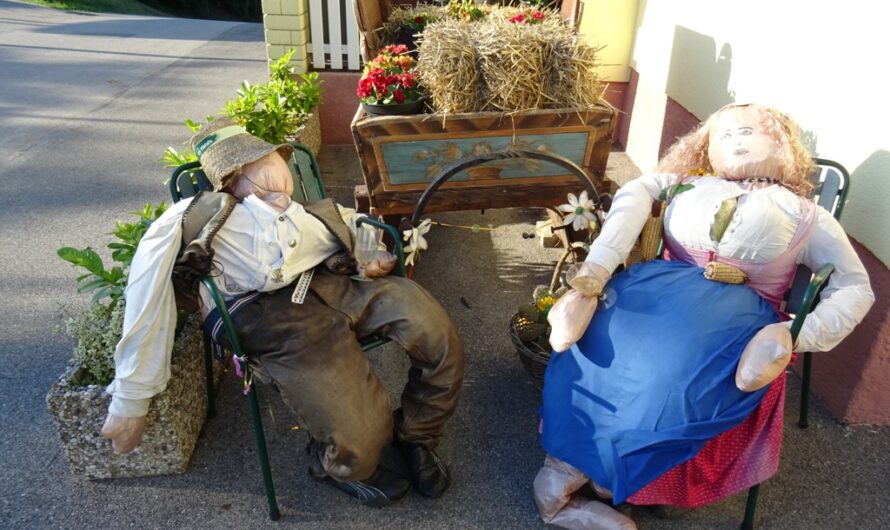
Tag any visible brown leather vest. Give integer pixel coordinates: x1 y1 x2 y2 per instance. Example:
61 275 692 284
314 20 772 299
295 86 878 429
171 193 356 312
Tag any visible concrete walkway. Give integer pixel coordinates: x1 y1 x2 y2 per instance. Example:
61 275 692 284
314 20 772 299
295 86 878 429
1 1 887 528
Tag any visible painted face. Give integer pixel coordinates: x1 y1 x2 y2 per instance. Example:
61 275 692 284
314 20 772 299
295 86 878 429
230 152 294 211
707 107 781 180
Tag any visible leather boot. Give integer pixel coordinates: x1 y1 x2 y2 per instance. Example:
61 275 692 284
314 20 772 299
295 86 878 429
397 439 451 498
307 438 410 507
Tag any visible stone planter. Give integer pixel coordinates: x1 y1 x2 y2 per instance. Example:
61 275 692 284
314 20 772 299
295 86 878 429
46 315 217 479
291 111 322 157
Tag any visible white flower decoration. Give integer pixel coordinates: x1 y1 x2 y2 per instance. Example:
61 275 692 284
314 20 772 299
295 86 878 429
558 191 597 231
403 218 432 267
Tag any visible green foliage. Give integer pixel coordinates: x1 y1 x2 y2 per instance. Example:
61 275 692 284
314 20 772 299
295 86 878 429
58 202 168 308
225 50 324 144
66 302 124 387
58 203 169 387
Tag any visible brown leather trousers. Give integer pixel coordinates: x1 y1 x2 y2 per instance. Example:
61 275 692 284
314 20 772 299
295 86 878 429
225 268 464 482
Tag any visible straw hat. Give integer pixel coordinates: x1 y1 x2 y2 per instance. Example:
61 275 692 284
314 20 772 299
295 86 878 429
189 119 294 191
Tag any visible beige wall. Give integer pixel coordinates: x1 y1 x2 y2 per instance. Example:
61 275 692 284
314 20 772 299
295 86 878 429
620 1 890 266
576 0 638 83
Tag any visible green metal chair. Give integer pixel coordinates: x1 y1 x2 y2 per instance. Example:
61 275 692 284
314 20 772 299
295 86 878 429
740 158 850 530
168 141 405 520
407 151 850 530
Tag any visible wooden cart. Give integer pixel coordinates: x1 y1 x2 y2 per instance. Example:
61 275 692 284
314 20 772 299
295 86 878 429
351 104 616 217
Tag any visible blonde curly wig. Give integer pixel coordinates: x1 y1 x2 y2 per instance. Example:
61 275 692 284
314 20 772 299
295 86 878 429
656 103 815 197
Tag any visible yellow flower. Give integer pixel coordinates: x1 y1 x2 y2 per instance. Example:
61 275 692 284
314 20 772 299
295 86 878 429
536 295 555 311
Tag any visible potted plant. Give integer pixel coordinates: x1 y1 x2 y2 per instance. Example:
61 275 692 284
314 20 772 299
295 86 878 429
357 44 426 116
225 49 324 154
47 203 219 479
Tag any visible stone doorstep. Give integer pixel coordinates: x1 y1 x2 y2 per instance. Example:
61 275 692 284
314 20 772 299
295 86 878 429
46 315 222 480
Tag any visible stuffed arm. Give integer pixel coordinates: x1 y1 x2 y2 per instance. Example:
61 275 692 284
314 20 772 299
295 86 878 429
735 207 874 392
102 199 189 453
548 173 675 352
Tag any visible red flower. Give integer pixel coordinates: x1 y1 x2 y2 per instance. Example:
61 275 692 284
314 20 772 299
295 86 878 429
356 77 374 98
414 15 425 25
509 13 525 24
382 44 409 56
532 11 545 21
358 46 423 105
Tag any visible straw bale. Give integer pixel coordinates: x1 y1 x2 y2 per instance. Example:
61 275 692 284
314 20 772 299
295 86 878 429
414 19 481 113
412 6 601 113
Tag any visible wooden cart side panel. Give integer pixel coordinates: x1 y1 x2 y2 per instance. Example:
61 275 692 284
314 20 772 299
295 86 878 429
351 106 616 216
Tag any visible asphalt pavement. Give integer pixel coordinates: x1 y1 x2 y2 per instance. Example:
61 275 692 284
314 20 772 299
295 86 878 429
1 1 887 528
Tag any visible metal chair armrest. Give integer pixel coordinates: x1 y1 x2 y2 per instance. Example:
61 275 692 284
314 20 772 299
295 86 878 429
200 276 246 358
789 263 835 344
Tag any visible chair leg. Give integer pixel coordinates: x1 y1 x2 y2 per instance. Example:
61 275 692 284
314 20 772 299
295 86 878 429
202 330 216 418
247 381 281 521
798 352 813 429
741 484 760 530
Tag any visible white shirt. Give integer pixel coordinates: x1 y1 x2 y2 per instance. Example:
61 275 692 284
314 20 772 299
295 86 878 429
106 195 364 417
586 174 874 354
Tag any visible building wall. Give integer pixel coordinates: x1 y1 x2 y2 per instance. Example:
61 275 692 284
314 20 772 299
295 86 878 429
609 0 889 424
621 1 890 267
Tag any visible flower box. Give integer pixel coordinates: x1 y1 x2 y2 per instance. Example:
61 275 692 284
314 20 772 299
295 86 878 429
45 316 219 479
351 104 616 217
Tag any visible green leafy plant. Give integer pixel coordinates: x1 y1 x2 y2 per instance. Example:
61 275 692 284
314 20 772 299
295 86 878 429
448 0 489 21
58 203 168 308
57 203 169 387
225 49 324 144
65 301 124 387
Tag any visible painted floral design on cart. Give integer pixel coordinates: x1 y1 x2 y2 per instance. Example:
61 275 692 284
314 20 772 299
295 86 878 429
412 139 557 180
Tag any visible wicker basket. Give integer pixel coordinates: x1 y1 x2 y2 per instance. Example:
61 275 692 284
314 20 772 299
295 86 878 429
511 246 581 390
510 313 552 391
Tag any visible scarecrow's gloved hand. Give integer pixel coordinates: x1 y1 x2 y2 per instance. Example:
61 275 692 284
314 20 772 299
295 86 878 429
101 414 147 454
548 262 610 353
365 251 397 277
736 322 793 392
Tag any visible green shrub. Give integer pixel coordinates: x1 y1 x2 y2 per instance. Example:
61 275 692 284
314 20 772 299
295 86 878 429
225 50 323 144
66 302 124 387
58 203 168 308
58 203 168 387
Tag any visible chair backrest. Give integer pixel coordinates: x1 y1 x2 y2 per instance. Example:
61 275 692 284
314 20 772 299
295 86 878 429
168 141 325 203
783 158 850 314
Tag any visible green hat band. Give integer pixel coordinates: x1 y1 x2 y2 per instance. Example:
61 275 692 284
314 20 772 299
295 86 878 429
194 125 248 158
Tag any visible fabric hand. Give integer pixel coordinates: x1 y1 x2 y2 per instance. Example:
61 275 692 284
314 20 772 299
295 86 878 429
548 290 599 353
364 251 397 278
735 322 793 392
101 413 147 454
548 262 609 353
